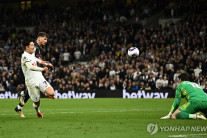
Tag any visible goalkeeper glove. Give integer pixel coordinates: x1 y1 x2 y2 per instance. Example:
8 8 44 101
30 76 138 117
161 112 172 119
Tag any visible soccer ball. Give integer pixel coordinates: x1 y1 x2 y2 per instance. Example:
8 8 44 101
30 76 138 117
128 47 139 57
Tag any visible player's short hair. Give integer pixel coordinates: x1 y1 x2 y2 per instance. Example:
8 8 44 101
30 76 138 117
23 39 33 49
37 32 48 38
178 73 190 81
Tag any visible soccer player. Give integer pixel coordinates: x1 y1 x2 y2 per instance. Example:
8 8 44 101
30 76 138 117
161 73 207 120
15 33 54 118
15 40 55 118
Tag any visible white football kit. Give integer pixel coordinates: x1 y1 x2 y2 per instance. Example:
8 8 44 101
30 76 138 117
21 51 51 102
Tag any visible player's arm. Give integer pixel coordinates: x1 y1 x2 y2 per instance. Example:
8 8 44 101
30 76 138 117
169 89 181 114
34 46 54 68
161 86 181 119
36 57 54 69
25 62 48 72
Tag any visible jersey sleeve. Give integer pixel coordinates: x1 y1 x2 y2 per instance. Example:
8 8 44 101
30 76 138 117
25 62 43 71
169 85 182 114
35 57 42 63
22 54 31 64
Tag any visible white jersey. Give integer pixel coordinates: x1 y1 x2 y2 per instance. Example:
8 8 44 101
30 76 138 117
21 51 43 84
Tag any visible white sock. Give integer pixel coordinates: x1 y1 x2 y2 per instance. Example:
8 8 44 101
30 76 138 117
17 105 23 110
33 103 40 113
189 114 197 119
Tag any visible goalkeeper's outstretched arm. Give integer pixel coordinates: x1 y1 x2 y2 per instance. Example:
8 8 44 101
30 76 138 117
161 87 181 119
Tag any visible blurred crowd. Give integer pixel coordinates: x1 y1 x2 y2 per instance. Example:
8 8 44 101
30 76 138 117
163 0 207 17
0 0 207 93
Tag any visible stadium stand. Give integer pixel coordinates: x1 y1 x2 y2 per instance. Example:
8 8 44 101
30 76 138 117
0 0 207 93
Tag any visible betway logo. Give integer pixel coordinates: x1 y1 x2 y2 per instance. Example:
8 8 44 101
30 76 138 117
0 91 18 99
55 90 95 99
123 90 168 99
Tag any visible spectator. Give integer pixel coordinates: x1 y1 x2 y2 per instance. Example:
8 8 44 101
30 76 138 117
89 80 96 90
139 69 150 82
169 80 174 90
115 78 124 90
156 75 163 90
109 66 116 77
104 82 110 90
98 79 104 89
194 65 202 78
163 76 169 88
123 81 127 90
133 68 141 80
0 83 5 92
173 69 181 81
62 49 70 65
139 82 145 90
148 73 156 89
131 81 139 91
90 43 99 57
127 80 132 90
190 73 196 82
173 79 179 89
8 80 14 92
74 48 82 62
110 82 116 90
99 59 105 68
145 82 152 90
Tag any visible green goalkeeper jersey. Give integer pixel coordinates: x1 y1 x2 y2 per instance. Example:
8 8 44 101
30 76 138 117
170 81 207 114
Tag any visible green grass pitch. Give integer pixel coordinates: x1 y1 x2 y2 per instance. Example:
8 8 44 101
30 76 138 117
1 98 207 138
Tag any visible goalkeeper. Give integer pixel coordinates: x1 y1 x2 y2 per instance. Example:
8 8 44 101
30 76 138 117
161 73 207 120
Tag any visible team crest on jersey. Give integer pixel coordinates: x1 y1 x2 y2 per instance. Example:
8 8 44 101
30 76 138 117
24 56 28 60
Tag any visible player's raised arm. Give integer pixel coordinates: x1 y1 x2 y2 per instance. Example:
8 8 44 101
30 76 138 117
25 61 48 72
36 58 54 69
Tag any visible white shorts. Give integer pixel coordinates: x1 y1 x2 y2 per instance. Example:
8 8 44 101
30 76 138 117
26 78 51 102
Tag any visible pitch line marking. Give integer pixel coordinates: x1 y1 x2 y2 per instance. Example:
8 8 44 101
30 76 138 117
1 108 166 113
168 133 207 137
0 108 159 116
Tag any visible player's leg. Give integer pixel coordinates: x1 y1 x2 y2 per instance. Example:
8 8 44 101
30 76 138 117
33 100 43 118
40 79 55 99
14 84 30 117
14 86 28 117
44 87 55 99
15 89 30 118
198 101 207 118
14 104 25 118
27 84 43 118
172 109 196 119
18 89 30 105
171 109 181 119
172 102 206 120
171 102 190 119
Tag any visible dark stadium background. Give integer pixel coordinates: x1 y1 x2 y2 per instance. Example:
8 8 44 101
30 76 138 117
0 0 207 97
